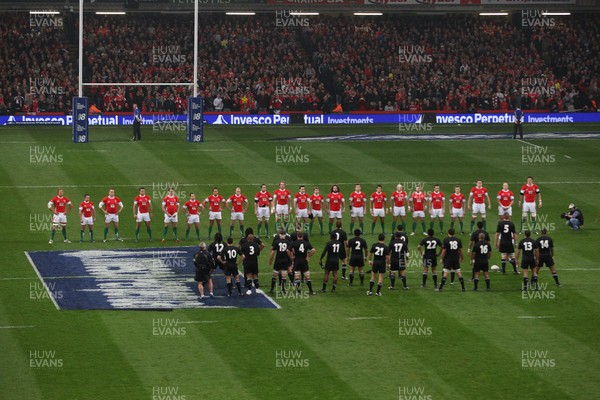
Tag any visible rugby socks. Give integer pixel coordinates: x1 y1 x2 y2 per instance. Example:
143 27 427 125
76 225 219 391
246 278 252 291
380 221 385 234
422 273 428 286
510 259 517 273
253 279 260 290
229 226 234 237
391 221 396 232
485 278 490 290
341 264 347 279
217 225 222 234
400 275 407 288
482 220 487 231
450 221 454 229
402 222 406 232
389 273 396 288
521 217 526 233
136 227 140 241
369 280 375 292
322 283 327 292
349 272 354 285
450 271 456 283
227 282 233 296
239 224 244 237
208 226 213 238
376 283 382 294
162 227 168 240
429 221 434 230
306 279 313 293
288 272 294 283
531 275 538 290
459 277 465 290
421 222 426 233
473 278 479 290
459 221 464 232
319 221 324 234
439 221 444 233
359 272 365 285
194 228 199 240
552 273 561 286
80 230 84 241
265 223 270 236
412 222 417 234
51 230 56 241
281 278 287 293
270 277 277 292
235 281 242 294
62 228 67 240
432 274 438 287
470 220 475 232
104 227 109 240
350 222 354 232
523 276 529 291
90 230 94 241
114 228 119 239
439 277 447 290
360 222 364 233
531 219 537 232
258 224 262 236
295 279 301 291
172 227 178 240
328 222 333 233
501 260 507 274
185 228 190 241
332 284 337 292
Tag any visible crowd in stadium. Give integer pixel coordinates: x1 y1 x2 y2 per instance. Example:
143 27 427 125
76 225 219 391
1 13 598 115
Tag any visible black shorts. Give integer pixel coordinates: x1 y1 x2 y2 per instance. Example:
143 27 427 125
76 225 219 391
223 264 239 276
443 259 460 271
371 262 386 274
473 261 489 272
324 260 339 271
538 256 554 268
423 256 437 268
499 242 515 254
274 260 289 271
390 258 406 271
520 257 536 270
194 268 211 283
293 259 309 273
243 262 259 275
349 255 365 268
339 248 347 260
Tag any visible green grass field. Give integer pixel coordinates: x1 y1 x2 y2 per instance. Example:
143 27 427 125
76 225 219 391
1 122 599 400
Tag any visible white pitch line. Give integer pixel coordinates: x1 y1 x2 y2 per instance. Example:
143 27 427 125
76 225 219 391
24 252 60 310
517 139 544 148
564 155 572 159
178 320 218 324
516 316 555 319
0 325 35 329
346 317 388 320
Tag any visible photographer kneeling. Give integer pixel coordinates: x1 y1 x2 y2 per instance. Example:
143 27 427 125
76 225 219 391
561 204 584 230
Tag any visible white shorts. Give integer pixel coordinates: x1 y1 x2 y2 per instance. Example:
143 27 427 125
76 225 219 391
275 204 289 216
498 206 512 216
256 207 270 219
231 211 244 221
105 214 119 223
136 212 151 222
393 206 406 217
371 208 385 218
351 206 364 218
81 216 94 226
164 213 178 223
52 213 67 225
187 214 200 224
472 203 486 215
451 207 464 218
296 208 309 218
522 202 536 215
209 211 222 221
412 210 425 218
443 267 462 273
430 208 444 218
311 209 323 218
329 210 342 219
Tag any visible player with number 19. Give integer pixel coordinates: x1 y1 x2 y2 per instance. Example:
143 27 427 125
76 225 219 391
269 230 293 293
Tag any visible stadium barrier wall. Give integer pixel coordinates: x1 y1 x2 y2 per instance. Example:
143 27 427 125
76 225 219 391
1 112 599 127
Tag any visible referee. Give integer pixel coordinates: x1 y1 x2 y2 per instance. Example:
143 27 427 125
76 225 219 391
513 107 523 139
132 103 142 141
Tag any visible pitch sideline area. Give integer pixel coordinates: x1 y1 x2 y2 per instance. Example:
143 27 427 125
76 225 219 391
25 247 280 310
